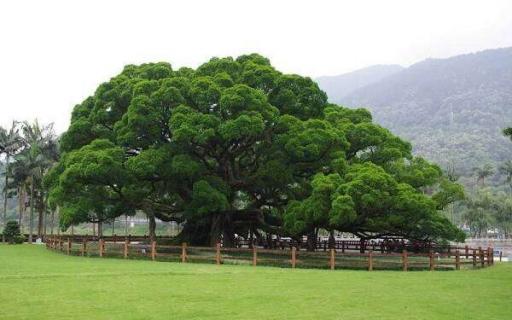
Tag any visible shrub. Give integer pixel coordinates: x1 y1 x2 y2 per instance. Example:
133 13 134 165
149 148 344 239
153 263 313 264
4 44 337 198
2 220 24 244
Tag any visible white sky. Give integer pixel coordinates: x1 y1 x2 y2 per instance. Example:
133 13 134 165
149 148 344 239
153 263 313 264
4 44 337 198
1 0 511 133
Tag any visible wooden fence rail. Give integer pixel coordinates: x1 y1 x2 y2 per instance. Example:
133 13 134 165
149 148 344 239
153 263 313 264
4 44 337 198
45 236 495 272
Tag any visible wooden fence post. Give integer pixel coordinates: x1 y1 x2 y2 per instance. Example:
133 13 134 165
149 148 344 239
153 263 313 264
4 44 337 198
486 247 491 266
402 249 408 271
429 250 435 271
124 239 128 259
67 238 71 255
252 247 257 266
465 245 469 259
479 247 484 267
151 241 156 261
472 249 477 268
330 248 335 270
291 246 297 268
215 242 221 265
368 250 373 271
455 250 460 270
181 242 187 263
341 241 345 253
499 251 502 262
99 239 104 257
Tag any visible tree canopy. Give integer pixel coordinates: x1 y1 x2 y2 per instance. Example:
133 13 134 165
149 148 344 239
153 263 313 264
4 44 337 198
47 54 465 246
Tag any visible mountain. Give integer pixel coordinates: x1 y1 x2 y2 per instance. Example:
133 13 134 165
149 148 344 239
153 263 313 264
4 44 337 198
318 47 512 181
316 65 404 103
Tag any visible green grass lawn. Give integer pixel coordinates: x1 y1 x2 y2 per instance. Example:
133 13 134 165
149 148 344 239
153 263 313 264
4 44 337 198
0 245 510 320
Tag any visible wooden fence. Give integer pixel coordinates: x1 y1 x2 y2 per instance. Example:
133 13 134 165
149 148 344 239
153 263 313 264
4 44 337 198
45 236 495 271
32 234 468 254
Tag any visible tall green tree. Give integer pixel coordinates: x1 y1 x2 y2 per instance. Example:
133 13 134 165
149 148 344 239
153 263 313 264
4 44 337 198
499 160 512 192
6 121 59 242
0 122 23 240
462 189 493 238
48 54 465 246
472 164 494 187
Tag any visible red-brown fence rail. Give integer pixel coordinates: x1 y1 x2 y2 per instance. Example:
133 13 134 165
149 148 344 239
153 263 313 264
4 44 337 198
45 236 495 271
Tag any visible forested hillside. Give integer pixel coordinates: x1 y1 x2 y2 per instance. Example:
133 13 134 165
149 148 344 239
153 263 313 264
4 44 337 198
316 65 403 103
319 47 512 182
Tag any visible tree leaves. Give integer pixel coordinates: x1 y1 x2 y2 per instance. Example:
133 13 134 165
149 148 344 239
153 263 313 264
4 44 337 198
49 54 464 244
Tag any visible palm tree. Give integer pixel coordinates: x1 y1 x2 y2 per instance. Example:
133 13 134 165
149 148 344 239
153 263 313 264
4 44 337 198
7 121 58 243
473 164 494 187
445 161 460 182
0 122 23 240
19 121 58 241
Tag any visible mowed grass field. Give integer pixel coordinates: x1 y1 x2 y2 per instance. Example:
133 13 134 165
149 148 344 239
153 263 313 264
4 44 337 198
0 245 510 320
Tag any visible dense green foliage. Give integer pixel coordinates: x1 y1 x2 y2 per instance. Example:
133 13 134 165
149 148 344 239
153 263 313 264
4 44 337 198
1 245 511 320
2 220 23 244
459 188 512 237
453 131 512 237
321 48 512 180
0 121 59 240
46 54 464 246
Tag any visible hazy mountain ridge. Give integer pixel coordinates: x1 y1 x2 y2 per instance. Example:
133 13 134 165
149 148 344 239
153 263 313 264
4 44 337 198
318 47 512 179
315 64 404 103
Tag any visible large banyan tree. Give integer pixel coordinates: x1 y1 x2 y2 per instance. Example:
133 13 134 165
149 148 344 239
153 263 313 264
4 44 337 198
46 54 465 246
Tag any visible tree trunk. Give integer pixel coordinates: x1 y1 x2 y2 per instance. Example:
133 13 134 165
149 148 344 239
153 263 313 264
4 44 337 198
222 228 234 248
249 226 254 249
43 202 47 237
17 187 22 230
328 230 335 249
50 210 55 235
98 221 103 238
265 233 273 249
222 213 235 248
37 206 43 237
2 155 9 242
209 214 222 247
29 176 34 244
306 230 316 251
148 215 156 243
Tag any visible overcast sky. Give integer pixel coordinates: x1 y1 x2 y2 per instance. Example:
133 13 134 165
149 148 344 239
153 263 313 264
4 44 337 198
1 0 511 133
